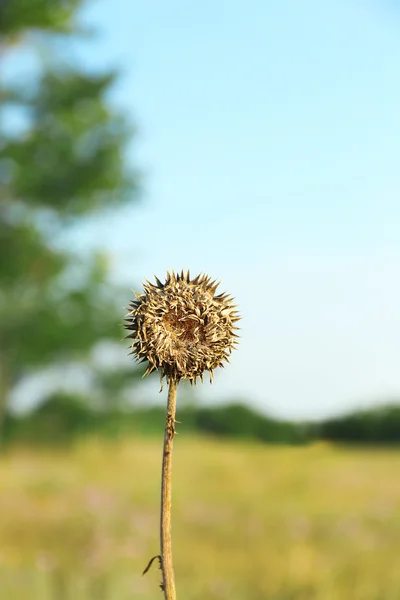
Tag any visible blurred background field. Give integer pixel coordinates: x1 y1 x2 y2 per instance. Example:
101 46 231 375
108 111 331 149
2 1 400 598
0 438 400 600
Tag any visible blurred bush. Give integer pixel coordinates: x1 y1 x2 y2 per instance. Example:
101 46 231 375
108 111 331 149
192 403 309 444
3 395 310 446
317 404 400 444
4 395 400 447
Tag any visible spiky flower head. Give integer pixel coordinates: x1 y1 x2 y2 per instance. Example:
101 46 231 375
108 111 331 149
125 270 240 384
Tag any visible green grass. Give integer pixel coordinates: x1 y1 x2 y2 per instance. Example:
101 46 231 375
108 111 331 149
0 437 399 599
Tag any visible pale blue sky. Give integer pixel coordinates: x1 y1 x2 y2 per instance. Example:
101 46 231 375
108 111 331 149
12 1 400 418
77 0 400 418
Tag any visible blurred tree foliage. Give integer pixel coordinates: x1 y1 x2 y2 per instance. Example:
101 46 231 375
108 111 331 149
3 395 312 447
0 0 81 40
0 0 140 427
5 395 400 447
317 404 400 444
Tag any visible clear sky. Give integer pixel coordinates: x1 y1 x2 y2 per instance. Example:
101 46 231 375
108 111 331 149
22 1 400 418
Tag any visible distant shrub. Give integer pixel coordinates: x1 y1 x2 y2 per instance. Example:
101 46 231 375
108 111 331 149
319 404 400 444
192 403 309 444
4 393 97 445
4 394 400 447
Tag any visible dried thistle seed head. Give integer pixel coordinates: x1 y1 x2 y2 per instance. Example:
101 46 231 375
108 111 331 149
125 270 240 384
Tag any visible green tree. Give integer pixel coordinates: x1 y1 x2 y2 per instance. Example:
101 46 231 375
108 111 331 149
0 0 140 427
0 0 80 41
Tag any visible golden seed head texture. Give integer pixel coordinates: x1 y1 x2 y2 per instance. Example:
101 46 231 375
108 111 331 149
125 270 240 384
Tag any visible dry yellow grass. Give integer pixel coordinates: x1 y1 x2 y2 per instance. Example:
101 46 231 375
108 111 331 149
0 437 399 599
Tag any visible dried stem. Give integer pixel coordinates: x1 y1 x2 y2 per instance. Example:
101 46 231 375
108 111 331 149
160 378 178 599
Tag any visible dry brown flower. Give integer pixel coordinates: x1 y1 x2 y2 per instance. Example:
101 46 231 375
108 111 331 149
124 270 240 384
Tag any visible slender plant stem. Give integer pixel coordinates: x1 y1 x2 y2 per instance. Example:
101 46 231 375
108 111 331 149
160 378 178 599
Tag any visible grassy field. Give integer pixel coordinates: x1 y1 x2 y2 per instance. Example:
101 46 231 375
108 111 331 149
0 437 399 599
